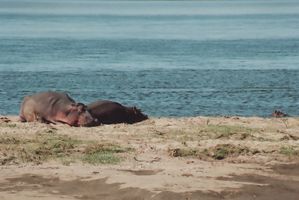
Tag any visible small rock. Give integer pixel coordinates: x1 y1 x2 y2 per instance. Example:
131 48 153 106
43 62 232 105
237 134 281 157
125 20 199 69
182 173 193 177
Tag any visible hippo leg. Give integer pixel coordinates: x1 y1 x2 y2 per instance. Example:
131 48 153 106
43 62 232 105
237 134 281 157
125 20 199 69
38 117 57 125
19 115 27 122
23 112 38 122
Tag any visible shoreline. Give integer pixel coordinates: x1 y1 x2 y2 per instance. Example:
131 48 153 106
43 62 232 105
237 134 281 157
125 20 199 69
1 115 299 199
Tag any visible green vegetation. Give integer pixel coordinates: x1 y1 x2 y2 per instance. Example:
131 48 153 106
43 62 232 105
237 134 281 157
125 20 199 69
279 146 299 157
82 151 120 165
0 123 17 128
205 144 257 160
169 144 259 160
168 148 198 157
82 143 133 165
0 133 133 165
170 144 299 161
161 124 258 144
199 125 255 139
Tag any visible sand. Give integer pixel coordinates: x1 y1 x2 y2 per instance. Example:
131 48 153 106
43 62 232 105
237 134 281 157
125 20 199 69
1 116 299 199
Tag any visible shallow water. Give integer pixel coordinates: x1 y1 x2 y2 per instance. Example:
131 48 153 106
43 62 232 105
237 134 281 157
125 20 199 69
0 0 299 116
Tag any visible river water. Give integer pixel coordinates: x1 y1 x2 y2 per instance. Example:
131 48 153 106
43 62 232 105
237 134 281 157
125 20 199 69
0 0 299 116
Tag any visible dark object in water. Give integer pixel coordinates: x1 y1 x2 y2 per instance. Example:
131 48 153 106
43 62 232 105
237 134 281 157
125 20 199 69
87 100 148 125
271 110 288 118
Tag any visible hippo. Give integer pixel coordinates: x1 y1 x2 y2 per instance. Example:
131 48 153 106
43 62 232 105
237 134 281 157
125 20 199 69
271 110 288 118
19 91 94 126
87 100 148 125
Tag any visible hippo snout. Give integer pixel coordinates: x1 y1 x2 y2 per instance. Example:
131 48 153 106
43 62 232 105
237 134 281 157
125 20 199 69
78 111 94 127
88 118 100 127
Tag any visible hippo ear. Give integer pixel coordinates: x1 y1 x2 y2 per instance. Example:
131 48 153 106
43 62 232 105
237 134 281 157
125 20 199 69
70 103 77 108
76 103 87 112
68 103 80 113
132 107 139 114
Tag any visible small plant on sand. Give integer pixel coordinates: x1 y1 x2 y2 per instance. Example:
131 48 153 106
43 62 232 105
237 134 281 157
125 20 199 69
0 137 22 144
168 144 259 160
211 147 229 160
168 148 198 157
199 125 255 140
279 146 299 157
200 144 260 160
82 151 120 165
0 123 17 128
281 118 289 128
82 143 133 165
18 134 81 163
0 134 134 165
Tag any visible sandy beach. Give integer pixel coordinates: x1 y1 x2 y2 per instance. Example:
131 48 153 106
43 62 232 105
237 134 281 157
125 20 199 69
1 116 299 199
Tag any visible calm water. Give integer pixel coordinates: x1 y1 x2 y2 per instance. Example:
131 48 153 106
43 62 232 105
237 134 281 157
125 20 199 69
0 0 299 116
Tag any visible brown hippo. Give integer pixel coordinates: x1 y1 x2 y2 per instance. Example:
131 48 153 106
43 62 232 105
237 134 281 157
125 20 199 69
271 110 288 118
19 91 94 126
87 100 148 125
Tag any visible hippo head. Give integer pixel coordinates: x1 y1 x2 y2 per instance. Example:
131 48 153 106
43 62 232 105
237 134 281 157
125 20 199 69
128 107 148 123
67 103 94 126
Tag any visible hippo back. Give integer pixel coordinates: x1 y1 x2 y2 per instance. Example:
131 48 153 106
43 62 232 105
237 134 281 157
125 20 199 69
87 100 148 125
25 92 74 117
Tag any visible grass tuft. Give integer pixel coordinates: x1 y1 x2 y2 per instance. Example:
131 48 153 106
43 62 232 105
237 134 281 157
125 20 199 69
169 144 259 160
82 143 133 165
199 125 254 140
168 148 198 157
0 134 133 165
202 144 259 160
279 146 299 157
